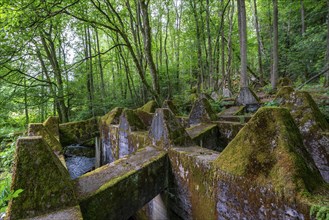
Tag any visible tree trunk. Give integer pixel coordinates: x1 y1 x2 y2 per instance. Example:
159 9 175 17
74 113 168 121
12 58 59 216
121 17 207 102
95 27 106 111
237 0 248 88
253 0 264 85
139 0 160 99
206 0 213 88
191 0 204 92
301 0 305 36
324 0 329 87
272 0 279 90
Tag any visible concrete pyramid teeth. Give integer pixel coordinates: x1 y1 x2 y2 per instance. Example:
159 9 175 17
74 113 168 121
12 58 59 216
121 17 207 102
275 89 329 182
28 123 62 152
7 137 77 219
43 116 60 141
188 97 217 125
149 108 192 149
215 107 323 196
162 100 179 115
101 107 123 125
235 87 260 106
138 100 158 113
120 109 147 132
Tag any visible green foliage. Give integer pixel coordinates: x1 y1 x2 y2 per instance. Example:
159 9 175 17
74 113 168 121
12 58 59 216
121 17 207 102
263 100 279 107
310 205 329 220
0 175 23 213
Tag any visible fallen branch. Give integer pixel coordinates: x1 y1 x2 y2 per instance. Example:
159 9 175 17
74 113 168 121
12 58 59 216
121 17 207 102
297 67 329 90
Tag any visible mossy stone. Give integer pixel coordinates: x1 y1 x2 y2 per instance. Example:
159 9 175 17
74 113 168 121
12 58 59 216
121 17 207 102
43 116 60 141
101 107 123 125
162 100 179 115
138 100 158 113
28 123 62 153
214 107 323 197
120 109 147 132
7 137 77 219
235 87 260 106
188 98 217 125
149 108 192 149
278 77 293 88
59 118 100 146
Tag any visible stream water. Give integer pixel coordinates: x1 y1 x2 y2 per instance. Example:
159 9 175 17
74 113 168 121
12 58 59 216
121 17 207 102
64 144 95 179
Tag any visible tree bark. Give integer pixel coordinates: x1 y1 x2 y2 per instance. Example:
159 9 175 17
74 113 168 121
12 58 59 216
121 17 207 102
324 0 329 87
237 0 248 88
301 0 305 36
139 0 160 99
272 0 279 90
253 0 264 85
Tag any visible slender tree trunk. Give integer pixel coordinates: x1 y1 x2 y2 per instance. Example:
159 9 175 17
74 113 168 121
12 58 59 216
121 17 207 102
139 0 160 99
164 1 172 98
226 1 235 90
191 0 204 92
24 77 29 125
301 0 305 36
237 0 248 88
253 0 264 85
326 0 329 87
221 0 225 90
95 27 106 110
272 0 279 90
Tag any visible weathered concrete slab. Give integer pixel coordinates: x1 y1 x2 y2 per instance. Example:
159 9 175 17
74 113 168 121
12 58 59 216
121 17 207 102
43 116 60 141
28 123 62 152
168 146 220 220
76 147 168 220
24 206 83 220
188 98 217 125
7 137 77 219
162 100 179 115
149 108 192 149
217 115 251 123
215 121 244 142
138 100 158 113
59 118 99 146
235 87 260 106
186 123 227 152
275 88 329 182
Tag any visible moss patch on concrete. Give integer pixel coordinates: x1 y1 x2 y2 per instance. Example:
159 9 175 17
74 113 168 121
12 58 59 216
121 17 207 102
28 123 62 153
188 98 217 125
7 137 77 219
214 107 323 198
120 109 147 131
162 100 179 115
149 108 192 149
101 107 123 125
43 116 60 141
59 118 100 146
138 100 158 113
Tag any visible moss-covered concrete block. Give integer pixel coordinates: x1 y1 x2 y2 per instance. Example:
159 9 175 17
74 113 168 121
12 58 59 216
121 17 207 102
275 89 329 182
235 87 260 106
43 116 60 141
186 123 227 152
168 147 220 219
101 107 123 125
138 100 158 113
59 118 100 146
278 77 293 88
188 98 217 125
28 123 62 153
134 109 154 128
162 100 179 115
215 107 323 196
76 147 168 220
25 206 83 220
7 137 77 219
149 108 192 149
216 121 244 142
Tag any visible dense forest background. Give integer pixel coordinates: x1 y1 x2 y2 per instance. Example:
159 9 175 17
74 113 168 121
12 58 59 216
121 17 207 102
0 0 328 131
1 0 329 214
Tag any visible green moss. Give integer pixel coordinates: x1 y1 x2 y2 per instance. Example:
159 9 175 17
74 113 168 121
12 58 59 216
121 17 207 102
43 116 60 141
278 77 293 88
189 98 217 125
59 118 100 146
28 123 62 152
138 100 158 113
101 107 123 125
121 109 146 131
214 107 323 197
7 137 77 219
